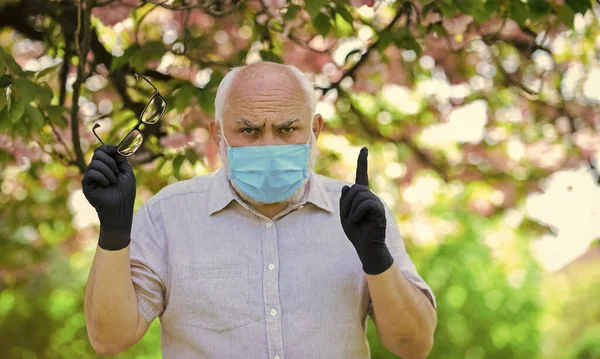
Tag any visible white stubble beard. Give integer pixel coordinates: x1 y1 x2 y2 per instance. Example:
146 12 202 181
218 133 318 208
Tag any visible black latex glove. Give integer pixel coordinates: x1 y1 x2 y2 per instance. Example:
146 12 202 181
81 145 136 251
340 147 394 275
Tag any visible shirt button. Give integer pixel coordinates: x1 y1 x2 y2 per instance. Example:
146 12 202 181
270 308 277 316
266 221 273 228
268 263 275 270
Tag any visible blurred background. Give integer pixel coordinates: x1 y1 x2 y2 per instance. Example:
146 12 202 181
1 0 600 358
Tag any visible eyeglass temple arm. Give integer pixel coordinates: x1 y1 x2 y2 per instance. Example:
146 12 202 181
134 72 158 93
92 123 105 145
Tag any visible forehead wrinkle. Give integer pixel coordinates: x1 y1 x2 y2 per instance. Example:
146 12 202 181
226 99 304 119
228 90 306 104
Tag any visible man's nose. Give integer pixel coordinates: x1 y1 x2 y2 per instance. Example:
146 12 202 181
255 131 284 146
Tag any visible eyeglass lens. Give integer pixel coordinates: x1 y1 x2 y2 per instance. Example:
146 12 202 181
118 129 144 156
141 96 166 125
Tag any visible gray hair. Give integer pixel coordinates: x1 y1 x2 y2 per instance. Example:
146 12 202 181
214 63 316 127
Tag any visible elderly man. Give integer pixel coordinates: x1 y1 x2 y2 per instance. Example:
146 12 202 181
82 62 437 359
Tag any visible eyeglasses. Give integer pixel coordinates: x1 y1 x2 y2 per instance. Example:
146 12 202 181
93 73 167 157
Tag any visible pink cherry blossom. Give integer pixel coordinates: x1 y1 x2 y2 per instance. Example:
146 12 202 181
263 0 287 10
350 0 375 7
92 0 139 26
160 133 191 149
442 14 473 35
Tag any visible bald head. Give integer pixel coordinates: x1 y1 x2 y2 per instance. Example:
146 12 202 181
214 62 316 129
230 62 302 91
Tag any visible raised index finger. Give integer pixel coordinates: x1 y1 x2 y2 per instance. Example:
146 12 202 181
355 146 369 186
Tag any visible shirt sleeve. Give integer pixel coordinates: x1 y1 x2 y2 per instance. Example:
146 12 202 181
368 201 437 322
129 200 168 324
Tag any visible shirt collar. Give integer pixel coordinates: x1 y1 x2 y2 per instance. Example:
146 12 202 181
208 167 334 215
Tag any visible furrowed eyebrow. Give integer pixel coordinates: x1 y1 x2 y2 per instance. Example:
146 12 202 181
275 119 300 128
235 119 262 129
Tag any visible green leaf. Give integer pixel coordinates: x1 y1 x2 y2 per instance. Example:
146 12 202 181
12 78 38 103
172 155 185 179
313 13 332 36
565 0 591 14
284 4 301 20
184 148 199 165
553 3 576 27
110 44 141 71
259 50 283 63
438 1 457 17
0 148 15 165
455 0 475 14
422 2 438 17
234 49 249 64
336 3 354 25
429 23 447 38
306 0 327 18
394 28 422 56
455 0 489 22
0 74 12 88
0 47 23 75
399 35 422 56
47 105 69 128
24 104 45 130
8 96 25 123
0 108 10 132
485 0 500 13
0 88 6 112
32 63 63 84
510 0 530 26
334 13 354 37
173 84 196 113
529 0 550 16
270 20 284 33
131 42 165 71
205 70 224 90
196 89 216 116
376 31 394 53
37 85 54 109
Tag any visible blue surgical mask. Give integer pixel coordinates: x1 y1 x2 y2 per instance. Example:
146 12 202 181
223 131 311 204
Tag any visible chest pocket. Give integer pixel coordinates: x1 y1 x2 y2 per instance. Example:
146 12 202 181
180 263 251 333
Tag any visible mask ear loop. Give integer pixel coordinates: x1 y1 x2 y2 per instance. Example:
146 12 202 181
219 125 232 148
306 121 315 144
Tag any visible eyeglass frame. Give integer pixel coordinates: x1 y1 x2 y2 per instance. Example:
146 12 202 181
92 72 167 157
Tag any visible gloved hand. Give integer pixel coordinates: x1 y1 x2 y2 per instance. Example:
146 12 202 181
340 147 394 275
81 145 136 251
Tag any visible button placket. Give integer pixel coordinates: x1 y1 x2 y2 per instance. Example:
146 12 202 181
262 218 284 359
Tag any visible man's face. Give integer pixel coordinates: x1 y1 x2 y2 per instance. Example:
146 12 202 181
221 68 313 147
214 65 320 207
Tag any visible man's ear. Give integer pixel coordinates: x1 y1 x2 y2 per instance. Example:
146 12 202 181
209 121 220 144
312 113 324 140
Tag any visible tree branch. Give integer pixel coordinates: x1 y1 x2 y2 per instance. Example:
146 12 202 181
70 0 94 174
319 2 409 95
341 91 451 181
59 46 71 106
143 0 246 16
